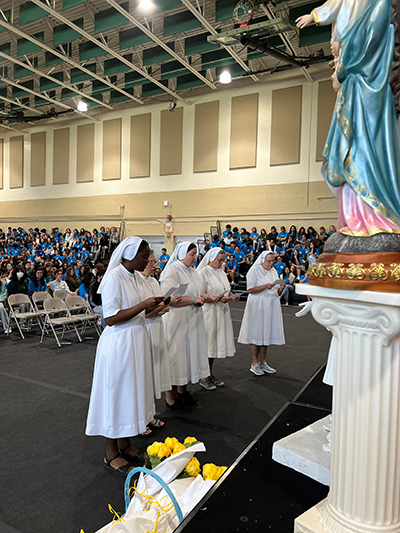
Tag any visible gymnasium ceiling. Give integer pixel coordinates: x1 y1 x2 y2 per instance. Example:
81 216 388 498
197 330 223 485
0 0 332 130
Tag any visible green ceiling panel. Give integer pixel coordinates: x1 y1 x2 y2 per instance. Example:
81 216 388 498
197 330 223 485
35 91 56 107
216 0 234 22
201 49 236 70
119 26 152 50
143 44 174 66
289 2 331 47
70 63 97 83
53 18 84 46
14 57 38 79
19 2 47 25
40 71 64 91
125 69 153 88
79 40 108 61
63 0 86 10
17 32 44 56
163 11 201 37
109 87 134 104
11 98 30 111
0 87 7 97
184 33 219 56
92 76 117 95
45 51 64 67
161 60 190 81
216 63 246 78
61 88 78 101
12 80 34 98
104 54 132 76
94 2 129 34
141 81 168 98
0 11 10 32
155 0 182 12
176 72 205 91
0 42 11 62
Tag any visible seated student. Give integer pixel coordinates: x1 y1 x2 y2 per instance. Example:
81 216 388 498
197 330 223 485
280 266 296 306
327 224 337 236
89 268 105 327
224 231 234 246
307 226 316 240
284 235 295 257
7 266 30 297
231 226 240 239
240 232 253 249
78 271 95 301
222 224 232 239
277 226 288 242
249 227 259 245
75 260 84 278
65 265 80 292
306 242 319 266
227 241 237 256
319 226 327 240
0 268 11 333
226 254 238 285
257 228 268 251
288 225 297 240
233 244 246 276
158 248 170 270
49 270 71 294
291 249 306 279
274 256 285 276
210 235 220 248
242 241 254 265
28 268 47 296
274 242 287 263
194 253 204 268
299 233 311 250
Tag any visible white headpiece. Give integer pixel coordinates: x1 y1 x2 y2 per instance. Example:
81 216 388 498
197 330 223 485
197 248 225 271
246 251 276 278
160 241 194 281
98 236 143 293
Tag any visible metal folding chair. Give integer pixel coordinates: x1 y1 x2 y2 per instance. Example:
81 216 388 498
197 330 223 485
65 295 102 338
53 289 69 301
32 291 53 335
8 294 44 339
41 297 82 347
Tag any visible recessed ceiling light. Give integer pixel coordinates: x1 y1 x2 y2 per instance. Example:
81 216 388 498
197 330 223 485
219 71 232 84
140 0 153 9
77 101 88 112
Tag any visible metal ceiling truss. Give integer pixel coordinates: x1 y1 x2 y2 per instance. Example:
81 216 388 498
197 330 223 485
29 0 191 104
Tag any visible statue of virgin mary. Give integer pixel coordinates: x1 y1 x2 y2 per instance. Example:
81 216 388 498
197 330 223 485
297 0 400 237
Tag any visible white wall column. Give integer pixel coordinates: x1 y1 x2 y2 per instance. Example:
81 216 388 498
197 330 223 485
295 286 400 533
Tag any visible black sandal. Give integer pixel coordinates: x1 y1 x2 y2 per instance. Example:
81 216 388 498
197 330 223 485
104 453 132 477
118 445 145 465
147 419 165 431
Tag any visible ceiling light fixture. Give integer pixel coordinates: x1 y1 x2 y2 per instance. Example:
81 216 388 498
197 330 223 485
139 0 153 9
219 71 232 84
77 101 88 112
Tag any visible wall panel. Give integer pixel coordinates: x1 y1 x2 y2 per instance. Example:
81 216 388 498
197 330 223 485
53 128 70 184
316 80 336 161
30 131 46 186
130 114 151 178
270 85 302 166
193 101 219 173
102 118 121 180
9 136 24 188
230 93 258 169
77 123 95 182
160 107 183 176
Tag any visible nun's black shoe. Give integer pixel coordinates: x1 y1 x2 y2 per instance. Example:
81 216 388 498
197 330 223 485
165 398 192 412
177 390 198 405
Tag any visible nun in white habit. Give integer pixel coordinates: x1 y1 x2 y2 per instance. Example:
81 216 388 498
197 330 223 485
85 237 163 477
160 242 218 411
238 251 285 376
196 248 240 390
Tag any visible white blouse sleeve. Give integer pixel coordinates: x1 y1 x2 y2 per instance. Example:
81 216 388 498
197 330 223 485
160 265 180 295
102 273 123 319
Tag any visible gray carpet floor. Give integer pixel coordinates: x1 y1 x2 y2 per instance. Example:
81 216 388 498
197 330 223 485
0 302 331 533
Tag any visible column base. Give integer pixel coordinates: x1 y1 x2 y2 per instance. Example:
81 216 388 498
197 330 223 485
294 500 328 533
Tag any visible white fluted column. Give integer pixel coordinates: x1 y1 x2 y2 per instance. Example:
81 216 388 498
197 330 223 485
294 286 400 533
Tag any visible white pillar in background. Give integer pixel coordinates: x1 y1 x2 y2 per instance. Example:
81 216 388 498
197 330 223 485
294 286 400 533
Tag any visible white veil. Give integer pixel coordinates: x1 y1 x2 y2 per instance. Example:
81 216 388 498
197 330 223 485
98 236 143 293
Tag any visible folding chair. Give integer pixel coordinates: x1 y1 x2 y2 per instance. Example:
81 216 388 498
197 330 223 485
65 295 102 338
53 289 69 301
32 291 53 335
8 294 44 339
41 297 82 347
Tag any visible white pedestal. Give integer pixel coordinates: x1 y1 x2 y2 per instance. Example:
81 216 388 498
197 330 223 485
294 285 400 533
272 415 331 486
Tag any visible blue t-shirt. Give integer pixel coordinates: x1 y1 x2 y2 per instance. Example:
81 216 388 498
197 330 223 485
275 262 285 276
159 254 170 270
226 260 238 270
300 274 309 284
234 251 245 263
277 232 287 240
250 232 259 240
78 283 89 300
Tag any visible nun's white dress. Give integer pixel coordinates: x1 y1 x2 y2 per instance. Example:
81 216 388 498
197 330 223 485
86 264 155 439
238 265 285 346
137 273 172 399
197 265 236 358
161 261 209 386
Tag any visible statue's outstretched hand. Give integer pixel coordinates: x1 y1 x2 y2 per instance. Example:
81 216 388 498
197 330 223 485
295 14 314 29
295 300 313 317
